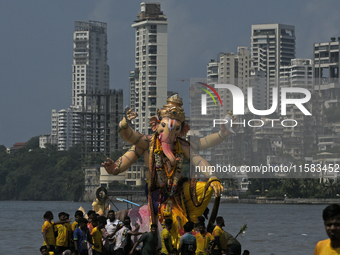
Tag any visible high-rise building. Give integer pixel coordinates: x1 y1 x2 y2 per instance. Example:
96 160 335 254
79 90 124 162
51 106 81 151
49 20 124 156
251 24 296 108
72 21 109 108
314 40 340 85
189 47 262 167
205 47 263 118
279 58 313 88
313 40 340 108
131 2 168 135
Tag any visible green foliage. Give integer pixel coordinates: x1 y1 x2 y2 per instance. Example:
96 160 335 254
0 145 6 154
0 141 84 201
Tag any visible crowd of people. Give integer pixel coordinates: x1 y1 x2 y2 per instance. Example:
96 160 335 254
40 209 249 255
40 202 340 255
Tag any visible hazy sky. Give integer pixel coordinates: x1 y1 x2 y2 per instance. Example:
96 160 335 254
1 0 340 148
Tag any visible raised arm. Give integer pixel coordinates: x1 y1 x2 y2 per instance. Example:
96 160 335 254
118 109 149 150
129 239 142 255
190 123 235 151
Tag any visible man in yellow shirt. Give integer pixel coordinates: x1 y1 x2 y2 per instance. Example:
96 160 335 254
195 223 213 255
315 204 340 255
72 210 85 232
212 217 241 255
212 217 227 255
54 212 72 255
42 211 56 252
91 216 107 255
161 219 175 255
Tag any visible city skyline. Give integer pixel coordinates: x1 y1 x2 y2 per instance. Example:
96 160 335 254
1 0 340 148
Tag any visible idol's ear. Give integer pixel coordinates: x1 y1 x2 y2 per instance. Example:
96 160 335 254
149 116 159 132
180 122 190 137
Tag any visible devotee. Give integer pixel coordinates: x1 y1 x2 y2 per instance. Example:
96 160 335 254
179 221 197 255
129 224 158 255
42 211 56 252
161 219 176 255
195 223 213 255
315 204 340 254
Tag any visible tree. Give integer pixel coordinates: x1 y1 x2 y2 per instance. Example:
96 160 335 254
0 138 84 201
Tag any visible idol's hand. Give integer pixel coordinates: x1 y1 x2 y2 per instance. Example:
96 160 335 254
210 181 223 197
220 116 237 138
101 158 118 175
126 108 138 121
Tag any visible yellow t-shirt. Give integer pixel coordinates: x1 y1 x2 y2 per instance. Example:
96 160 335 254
42 221 56 246
212 226 227 250
315 239 340 255
72 221 78 232
56 224 69 247
195 232 213 255
65 222 72 232
161 228 173 255
91 227 103 252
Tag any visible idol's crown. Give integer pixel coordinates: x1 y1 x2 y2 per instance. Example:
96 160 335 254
157 94 186 122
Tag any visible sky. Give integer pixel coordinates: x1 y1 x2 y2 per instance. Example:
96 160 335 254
1 0 340 148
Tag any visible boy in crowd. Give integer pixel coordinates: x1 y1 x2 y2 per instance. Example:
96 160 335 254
65 213 74 250
211 217 227 255
179 221 196 255
315 204 340 254
87 210 96 233
42 211 56 252
113 216 143 255
72 210 84 232
195 223 213 255
129 224 158 255
212 217 241 255
54 212 72 255
74 218 91 255
105 210 123 254
161 219 176 255
90 216 107 255
40 246 49 255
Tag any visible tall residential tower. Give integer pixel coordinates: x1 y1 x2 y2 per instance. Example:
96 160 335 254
251 24 295 108
131 2 168 135
48 20 124 156
72 21 109 109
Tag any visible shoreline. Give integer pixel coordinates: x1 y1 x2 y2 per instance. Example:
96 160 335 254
82 195 340 205
218 197 340 204
2 197 340 205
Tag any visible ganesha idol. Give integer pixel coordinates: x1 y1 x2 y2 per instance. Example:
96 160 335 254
102 94 234 246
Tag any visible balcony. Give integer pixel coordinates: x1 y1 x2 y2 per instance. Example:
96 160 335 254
74 53 88 58
148 39 157 44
